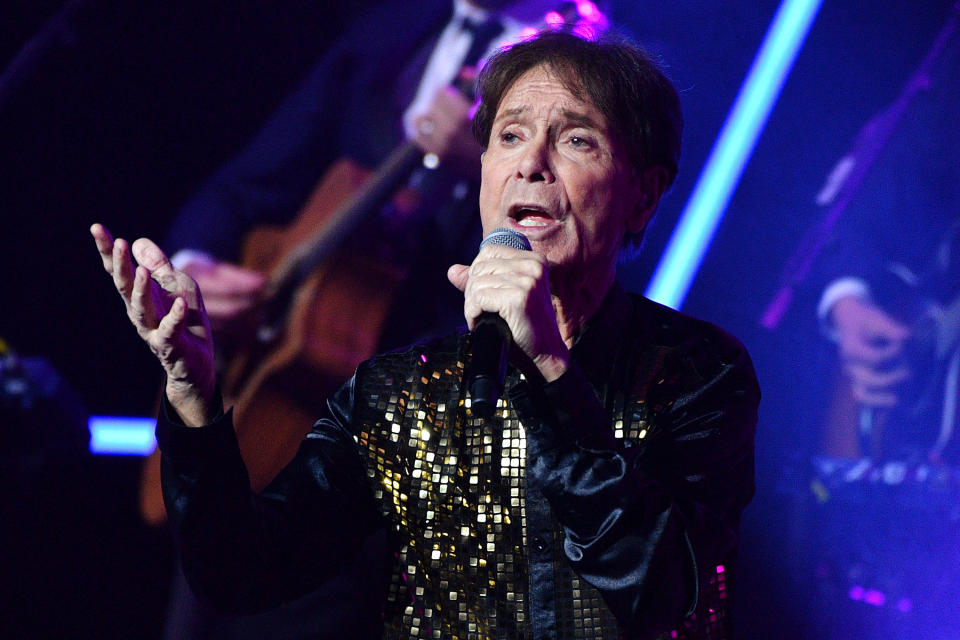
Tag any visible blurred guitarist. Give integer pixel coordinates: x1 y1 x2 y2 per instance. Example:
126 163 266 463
816 24 959 463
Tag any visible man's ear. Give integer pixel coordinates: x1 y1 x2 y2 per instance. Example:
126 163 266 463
627 166 669 234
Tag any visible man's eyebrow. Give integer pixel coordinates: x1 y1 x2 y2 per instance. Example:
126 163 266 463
493 107 526 121
560 109 600 129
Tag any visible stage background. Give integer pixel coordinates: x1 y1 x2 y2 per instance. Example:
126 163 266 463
1 1 955 636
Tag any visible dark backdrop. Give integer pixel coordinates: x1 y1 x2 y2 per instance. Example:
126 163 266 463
0 2 372 637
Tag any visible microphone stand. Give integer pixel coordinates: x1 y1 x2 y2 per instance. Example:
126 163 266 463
759 1 960 331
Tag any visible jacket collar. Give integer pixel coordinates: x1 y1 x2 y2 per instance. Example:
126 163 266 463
568 282 633 389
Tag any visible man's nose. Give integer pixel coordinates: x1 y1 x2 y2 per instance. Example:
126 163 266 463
515 137 554 183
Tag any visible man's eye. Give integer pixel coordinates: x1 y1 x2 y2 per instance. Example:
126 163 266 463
500 131 518 143
570 136 591 148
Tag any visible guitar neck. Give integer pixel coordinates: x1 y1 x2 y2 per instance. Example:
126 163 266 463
268 141 423 294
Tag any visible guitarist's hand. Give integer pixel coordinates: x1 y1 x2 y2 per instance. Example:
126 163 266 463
412 87 484 179
178 256 266 330
91 224 218 427
832 295 912 408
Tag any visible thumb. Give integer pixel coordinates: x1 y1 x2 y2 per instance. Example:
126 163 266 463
131 237 176 280
447 264 469 292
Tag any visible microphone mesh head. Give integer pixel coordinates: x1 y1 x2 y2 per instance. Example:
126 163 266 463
479 228 532 252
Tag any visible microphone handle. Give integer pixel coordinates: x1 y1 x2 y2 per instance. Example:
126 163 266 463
467 227 530 417
468 312 511 418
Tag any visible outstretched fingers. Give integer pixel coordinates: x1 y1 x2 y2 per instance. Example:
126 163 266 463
91 223 217 424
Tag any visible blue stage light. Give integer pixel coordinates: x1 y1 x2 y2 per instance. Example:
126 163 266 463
645 0 823 309
88 416 157 455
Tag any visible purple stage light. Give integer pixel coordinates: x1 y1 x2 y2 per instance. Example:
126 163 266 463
545 11 564 27
863 589 886 607
577 1 597 18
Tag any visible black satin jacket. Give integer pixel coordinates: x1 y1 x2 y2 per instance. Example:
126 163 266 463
157 285 759 639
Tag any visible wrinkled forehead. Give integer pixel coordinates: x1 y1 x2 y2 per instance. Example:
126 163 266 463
495 65 603 124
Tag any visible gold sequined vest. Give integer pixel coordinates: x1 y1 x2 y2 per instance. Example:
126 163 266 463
351 333 730 640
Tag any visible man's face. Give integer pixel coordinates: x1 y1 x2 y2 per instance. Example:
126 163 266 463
479 65 647 288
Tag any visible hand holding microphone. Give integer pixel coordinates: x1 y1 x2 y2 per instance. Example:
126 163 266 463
447 228 570 416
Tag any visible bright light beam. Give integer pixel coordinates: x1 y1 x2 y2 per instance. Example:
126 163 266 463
89 416 157 456
645 0 823 309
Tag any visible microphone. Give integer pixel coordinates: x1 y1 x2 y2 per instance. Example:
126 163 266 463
466 228 531 418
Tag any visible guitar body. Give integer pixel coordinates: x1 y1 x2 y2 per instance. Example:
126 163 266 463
228 159 416 491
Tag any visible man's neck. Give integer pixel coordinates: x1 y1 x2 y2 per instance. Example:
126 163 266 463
551 268 616 349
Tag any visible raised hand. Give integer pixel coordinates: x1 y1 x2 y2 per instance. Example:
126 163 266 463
448 244 570 382
91 223 217 426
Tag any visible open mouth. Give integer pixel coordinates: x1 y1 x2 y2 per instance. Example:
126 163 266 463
509 204 554 227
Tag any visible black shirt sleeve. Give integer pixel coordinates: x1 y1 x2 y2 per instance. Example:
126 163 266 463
157 379 383 613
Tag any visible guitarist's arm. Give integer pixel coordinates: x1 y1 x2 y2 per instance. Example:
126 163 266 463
165 75 484 332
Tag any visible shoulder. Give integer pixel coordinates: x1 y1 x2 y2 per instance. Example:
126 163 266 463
625 294 759 397
630 295 749 358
